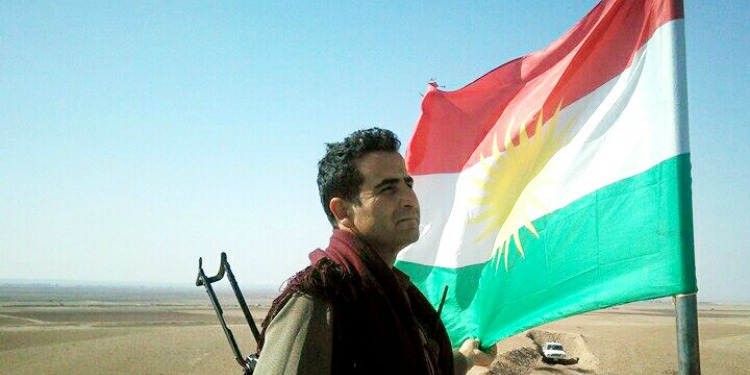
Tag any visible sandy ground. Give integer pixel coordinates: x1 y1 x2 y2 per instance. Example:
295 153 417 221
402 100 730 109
1 299 748 374
471 302 750 375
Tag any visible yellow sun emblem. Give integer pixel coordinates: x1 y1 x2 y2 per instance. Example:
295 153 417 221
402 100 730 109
468 103 578 271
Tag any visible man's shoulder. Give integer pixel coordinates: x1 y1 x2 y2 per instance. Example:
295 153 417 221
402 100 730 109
274 292 332 324
254 292 334 375
260 257 355 337
285 257 358 302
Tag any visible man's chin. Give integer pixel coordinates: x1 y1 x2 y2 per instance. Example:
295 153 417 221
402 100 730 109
402 229 420 247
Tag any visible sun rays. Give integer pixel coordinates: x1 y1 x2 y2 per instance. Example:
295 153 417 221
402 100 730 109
468 103 578 271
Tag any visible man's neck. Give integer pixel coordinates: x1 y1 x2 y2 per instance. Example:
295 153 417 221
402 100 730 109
371 248 398 268
339 227 398 268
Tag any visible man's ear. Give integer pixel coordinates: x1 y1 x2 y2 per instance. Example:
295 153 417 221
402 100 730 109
329 197 354 230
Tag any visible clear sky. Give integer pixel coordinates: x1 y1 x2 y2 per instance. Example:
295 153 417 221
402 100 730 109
2 1 748 303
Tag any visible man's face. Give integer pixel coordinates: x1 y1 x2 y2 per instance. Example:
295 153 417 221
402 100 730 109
348 151 420 256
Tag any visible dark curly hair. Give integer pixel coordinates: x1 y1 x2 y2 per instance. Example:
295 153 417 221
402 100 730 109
317 128 401 227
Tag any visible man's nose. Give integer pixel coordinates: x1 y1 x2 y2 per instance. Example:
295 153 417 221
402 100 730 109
400 184 419 208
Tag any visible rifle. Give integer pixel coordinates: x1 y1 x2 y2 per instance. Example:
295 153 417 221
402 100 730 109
196 252 260 374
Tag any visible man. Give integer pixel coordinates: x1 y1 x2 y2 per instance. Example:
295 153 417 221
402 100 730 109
254 128 492 374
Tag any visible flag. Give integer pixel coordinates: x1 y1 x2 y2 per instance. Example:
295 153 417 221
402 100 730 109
396 0 696 347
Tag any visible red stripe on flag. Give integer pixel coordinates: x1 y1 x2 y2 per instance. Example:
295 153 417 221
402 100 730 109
406 0 683 175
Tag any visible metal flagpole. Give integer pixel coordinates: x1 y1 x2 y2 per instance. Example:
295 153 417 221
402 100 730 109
671 0 700 372
674 293 701 374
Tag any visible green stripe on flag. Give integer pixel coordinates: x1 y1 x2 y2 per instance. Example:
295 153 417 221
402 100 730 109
397 153 696 347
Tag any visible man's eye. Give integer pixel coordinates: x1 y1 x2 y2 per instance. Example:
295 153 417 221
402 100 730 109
378 185 397 195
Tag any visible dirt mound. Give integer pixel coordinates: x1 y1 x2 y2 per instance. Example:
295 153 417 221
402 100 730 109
483 347 540 375
477 330 601 375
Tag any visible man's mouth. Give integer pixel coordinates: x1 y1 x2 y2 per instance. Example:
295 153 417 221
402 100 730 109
397 217 419 224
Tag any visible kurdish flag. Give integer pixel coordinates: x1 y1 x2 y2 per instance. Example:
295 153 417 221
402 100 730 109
396 0 697 347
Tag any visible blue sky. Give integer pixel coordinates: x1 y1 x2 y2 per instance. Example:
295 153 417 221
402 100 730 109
1 1 748 303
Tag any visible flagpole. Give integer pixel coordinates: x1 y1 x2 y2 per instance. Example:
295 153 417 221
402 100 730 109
674 293 701 375
671 0 700 373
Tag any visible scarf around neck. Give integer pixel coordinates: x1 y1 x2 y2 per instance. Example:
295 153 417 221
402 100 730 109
307 229 454 375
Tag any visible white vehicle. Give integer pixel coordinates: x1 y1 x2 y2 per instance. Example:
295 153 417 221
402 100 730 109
542 341 567 360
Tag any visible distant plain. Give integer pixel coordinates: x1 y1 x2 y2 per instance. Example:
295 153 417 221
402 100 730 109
1 284 747 374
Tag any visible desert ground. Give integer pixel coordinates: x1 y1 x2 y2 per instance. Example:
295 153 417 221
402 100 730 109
1 284 748 374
